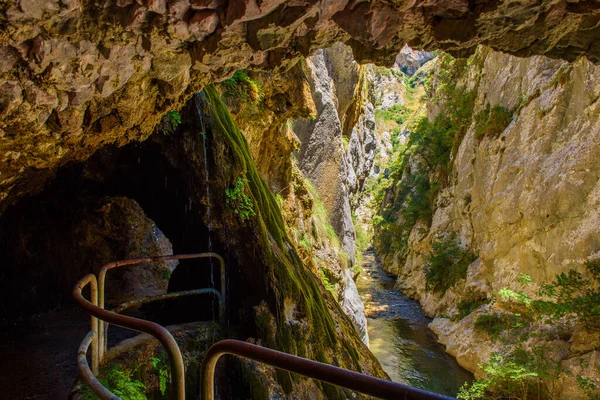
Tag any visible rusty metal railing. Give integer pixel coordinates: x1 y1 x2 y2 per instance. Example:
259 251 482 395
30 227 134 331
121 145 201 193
75 253 455 400
98 253 226 359
74 253 227 400
200 339 455 400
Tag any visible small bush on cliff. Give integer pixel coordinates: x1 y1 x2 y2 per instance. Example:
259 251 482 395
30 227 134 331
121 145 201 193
221 70 263 104
474 105 512 140
225 177 256 221
375 104 410 124
474 313 531 340
533 260 600 329
424 235 476 296
458 345 565 400
455 297 489 320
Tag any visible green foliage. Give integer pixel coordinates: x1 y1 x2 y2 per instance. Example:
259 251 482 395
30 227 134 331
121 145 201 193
423 235 477 296
374 104 410 124
151 357 169 396
533 261 600 328
303 178 341 249
517 273 533 286
499 288 532 307
578 376 600 400
376 168 435 256
166 110 181 127
318 268 336 297
458 345 564 400
455 297 489 320
81 365 147 400
474 313 530 340
298 235 311 251
474 105 512 140
221 70 263 104
353 212 371 269
373 60 477 259
341 136 350 151
225 177 256 221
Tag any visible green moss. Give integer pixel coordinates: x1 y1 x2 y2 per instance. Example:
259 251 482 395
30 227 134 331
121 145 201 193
202 85 341 383
220 70 263 105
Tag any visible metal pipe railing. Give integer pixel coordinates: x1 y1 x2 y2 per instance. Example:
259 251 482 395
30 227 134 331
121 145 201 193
73 274 99 375
200 340 455 400
77 330 119 400
74 274 186 400
98 253 226 359
111 288 222 314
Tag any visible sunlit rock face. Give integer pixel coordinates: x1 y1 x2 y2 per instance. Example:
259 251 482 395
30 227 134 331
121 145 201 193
394 45 435 76
1 0 600 213
375 46 600 398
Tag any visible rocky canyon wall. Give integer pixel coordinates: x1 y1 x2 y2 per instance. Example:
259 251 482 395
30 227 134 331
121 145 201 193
217 42 377 346
375 47 600 398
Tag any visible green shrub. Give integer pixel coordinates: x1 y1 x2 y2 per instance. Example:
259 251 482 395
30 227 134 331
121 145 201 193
81 365 147 400
318 268 336 297
474 105 512 140
474 313 530 340
455 298 489 320
424 236 477 295
225 177 256 221
166 110 181 127
499 288 532 307
458 345 563 400
374 104 410 124
220 70 263 104
533 261 600 328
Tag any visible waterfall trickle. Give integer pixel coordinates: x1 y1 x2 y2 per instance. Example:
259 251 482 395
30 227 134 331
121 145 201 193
195 93 218 327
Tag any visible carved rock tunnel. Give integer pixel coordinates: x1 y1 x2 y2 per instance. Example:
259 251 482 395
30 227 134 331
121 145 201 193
0 102 270 399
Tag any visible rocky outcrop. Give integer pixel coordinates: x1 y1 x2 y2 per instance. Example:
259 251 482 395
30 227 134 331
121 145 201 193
2 0 600 215
394 45 435 76
292 44 379 345
218 65 315 193
0 195 177 317
375 47 600 398
294 48 357 261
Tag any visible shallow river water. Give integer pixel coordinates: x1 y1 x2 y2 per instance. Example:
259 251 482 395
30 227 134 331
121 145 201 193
357 251 473 397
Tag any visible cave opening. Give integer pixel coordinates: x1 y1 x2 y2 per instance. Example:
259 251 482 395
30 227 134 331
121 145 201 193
0 133 229 321
0 112 257 398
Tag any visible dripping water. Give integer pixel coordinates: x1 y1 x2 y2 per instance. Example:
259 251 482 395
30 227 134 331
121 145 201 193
194 93 218 329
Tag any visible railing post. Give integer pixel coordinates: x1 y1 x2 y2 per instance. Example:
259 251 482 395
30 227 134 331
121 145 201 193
73 274 99 375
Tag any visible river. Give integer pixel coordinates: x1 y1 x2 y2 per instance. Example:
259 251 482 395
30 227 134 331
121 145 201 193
357 251 473 397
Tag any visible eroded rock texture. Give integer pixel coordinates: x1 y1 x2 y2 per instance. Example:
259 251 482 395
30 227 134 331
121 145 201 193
376 47 600 398
293 43 377 344
2 0 600 213
0 195 177 317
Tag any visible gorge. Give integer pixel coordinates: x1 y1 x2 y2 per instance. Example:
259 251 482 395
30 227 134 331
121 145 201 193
1 1 600 399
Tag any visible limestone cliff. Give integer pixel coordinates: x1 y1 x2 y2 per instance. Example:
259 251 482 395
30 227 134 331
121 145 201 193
216 43 376 346
293 43 377 345
374 47 600 398
2 0 600 217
